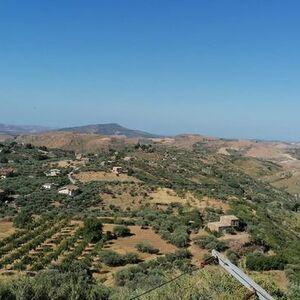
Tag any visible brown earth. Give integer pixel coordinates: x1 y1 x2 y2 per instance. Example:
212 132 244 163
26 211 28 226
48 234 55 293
103 224 177 260
0 221 15 240
16 132 138 153
149 189 230 211
75 171 140 183
98 182 153 210
96 224 178 285
50 160 86 168
220 232 250 252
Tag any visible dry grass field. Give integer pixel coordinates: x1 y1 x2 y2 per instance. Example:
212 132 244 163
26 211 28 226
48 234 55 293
269 172 300 194
0 220 15 240
188 230 209 265
197 196 230 211
249 270 289 290
95 224 178 285
50 160 86 168
103 224 177 260
75 171 140 183
99 182 152 209
220 232 250 252
149 188 189 205
150 189 230 211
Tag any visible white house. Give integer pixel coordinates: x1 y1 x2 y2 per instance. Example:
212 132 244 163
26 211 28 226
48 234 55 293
42 183 54 190
112 166 127 175
75 153 83 160
45 169 61 177
58 185 80 197
112 166 122 174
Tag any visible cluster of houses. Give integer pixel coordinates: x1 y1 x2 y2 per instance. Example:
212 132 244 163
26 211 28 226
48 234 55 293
207 215 239 233
42 167 80 197
41 165 131 197
42 165 132 197
42 182 80 197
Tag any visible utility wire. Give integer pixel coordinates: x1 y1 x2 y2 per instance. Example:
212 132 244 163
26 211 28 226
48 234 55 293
130 271 189 300
130 266 200 300
129 257 217 299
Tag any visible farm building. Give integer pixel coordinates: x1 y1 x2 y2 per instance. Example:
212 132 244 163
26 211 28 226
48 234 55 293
75 153 83 160
42 183 54 190
0 167 14 179
207 215 239 233
112 166 126 175
58 185 80 197
45 169 61 177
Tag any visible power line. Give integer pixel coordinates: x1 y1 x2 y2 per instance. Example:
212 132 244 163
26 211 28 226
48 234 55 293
129 252 275 300
130 269 196 300
129 259 216 300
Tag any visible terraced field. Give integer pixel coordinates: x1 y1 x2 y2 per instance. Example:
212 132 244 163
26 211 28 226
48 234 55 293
0 220 180 282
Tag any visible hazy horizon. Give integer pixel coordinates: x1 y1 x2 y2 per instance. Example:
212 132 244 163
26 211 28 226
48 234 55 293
1 1 300 141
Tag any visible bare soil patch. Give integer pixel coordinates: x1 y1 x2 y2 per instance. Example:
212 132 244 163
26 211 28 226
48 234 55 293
0 221 15 240
220 232 250 251
197 196 230 211
95 225 177 285
100 182 151 210
149 189 229 212
103 224 177 260
188 231 209 265
75 171 140 183
50 160 85 168
149 188 189 205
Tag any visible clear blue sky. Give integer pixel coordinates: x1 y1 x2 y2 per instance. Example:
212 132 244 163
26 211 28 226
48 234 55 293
1 1 300 140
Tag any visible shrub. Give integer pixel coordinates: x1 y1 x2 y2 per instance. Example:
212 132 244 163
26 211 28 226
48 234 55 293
99 250 138 267
135 242 159 254
246 253 287 271
13 210 33 229
195 235 227 252
0 266 111 300
83 218 103 242
113 225 131 237
226 250 240 265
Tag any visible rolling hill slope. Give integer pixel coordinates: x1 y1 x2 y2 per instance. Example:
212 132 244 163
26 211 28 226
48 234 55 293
58 123 160 138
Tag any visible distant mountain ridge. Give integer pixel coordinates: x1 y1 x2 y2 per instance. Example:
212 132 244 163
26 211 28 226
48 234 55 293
58 123 160 138
0 124 50 135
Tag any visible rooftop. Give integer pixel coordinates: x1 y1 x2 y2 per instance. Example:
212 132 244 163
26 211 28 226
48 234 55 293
59 185 79 191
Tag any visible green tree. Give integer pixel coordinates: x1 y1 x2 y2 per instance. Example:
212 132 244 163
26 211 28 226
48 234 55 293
113 225 131 237
83 218 103 242
13 210 33 229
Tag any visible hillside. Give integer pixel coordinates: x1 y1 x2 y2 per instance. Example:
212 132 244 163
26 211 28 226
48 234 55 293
58 123 160 138
0 139 299 299
16 131 300 195
16 132 138 153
